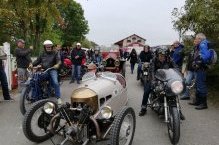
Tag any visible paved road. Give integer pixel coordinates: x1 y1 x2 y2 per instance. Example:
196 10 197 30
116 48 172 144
0 68 219 145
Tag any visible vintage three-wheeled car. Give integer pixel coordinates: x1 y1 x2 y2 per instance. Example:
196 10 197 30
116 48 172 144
22 71 136 145
101 50 126 77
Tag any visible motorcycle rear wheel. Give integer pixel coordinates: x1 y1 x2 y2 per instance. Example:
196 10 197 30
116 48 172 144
167 107 180 145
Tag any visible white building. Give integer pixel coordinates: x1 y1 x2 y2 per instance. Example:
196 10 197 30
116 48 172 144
114 34 146 54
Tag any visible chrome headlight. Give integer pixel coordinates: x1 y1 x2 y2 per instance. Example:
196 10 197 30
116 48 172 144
170 81 184 94
114 60 120 66
100 106 113 119
43 102 55 114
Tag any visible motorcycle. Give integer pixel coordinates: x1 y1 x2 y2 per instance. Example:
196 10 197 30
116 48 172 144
140 62 151 85
19 67 56 115
59 57 72 77
148 68 184 145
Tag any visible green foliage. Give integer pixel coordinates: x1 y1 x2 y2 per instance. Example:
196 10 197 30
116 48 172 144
0 0 89 56
172 0 219 48
59 0 89 45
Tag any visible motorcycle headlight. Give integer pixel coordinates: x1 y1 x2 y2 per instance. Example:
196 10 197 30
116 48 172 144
114 60 120 67
43 102 55 114
100 106 113 119
170 81 184 94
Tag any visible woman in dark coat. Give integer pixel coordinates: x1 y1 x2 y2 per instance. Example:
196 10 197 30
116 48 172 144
128 48 138 74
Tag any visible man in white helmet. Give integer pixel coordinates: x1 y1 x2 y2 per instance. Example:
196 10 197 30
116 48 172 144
32 40 62 104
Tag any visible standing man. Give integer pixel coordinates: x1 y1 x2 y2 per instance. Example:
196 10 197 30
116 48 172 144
189 33 210 110
15 39 32 92
0 48 13 101
172 41 184 68
70 43 85 84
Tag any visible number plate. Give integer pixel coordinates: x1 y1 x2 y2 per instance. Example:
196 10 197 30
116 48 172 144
143 72 148 75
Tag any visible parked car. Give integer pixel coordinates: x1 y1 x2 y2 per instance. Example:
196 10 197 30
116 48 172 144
102 50 126 77
22 71 136 145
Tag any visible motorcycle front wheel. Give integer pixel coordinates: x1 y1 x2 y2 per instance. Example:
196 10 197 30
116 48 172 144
22 100 60 143
167 107 180 145
20 85 32 115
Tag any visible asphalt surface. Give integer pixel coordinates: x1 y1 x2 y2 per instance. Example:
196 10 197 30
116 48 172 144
0 67 219 145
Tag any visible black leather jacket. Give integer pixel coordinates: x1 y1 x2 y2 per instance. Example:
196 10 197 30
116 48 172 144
33 51 61 69
150 57 178 80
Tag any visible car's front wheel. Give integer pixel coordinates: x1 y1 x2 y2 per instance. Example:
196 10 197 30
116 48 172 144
110 106 136 145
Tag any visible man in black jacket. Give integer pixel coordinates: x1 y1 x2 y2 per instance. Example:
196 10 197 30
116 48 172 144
139 48 178 116
70 43 85 84
32 40 62 104
137 45 153 80
14 39 32 92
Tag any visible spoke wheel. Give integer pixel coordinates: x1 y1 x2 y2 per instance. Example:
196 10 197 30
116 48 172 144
110 106 136 145
23 100 60 143
167 107 180 145
20 86 33 115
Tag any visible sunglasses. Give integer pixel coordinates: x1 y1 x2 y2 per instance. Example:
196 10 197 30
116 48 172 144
46 46 52 48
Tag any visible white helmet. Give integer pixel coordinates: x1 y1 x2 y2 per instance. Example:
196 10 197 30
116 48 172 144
43 40 53 45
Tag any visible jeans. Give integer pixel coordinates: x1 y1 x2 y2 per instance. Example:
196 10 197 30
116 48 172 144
130 63 135 74
182 71 195 98
48 70 61 98
0 69 11 100
141 82 151 109
195 70 207 100
73 65 81 81
71 64 75 80
137 63 142 78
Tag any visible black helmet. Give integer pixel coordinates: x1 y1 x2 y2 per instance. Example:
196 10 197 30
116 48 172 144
157 47 167 55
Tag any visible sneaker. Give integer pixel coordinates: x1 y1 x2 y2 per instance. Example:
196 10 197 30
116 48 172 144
57 98 62 105
195 104 208 110
180 97 190 100
4 98 15 102
139 109 147 116
69 80 75 84
77 80 81 84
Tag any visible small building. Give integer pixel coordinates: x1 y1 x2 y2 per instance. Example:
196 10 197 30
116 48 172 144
114 34 146 54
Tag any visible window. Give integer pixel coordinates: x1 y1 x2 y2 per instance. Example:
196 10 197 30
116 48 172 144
137 40 141 43
132 37 136 41
127 40 131 43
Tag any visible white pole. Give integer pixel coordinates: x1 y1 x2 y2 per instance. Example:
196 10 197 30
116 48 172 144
3 42 11 90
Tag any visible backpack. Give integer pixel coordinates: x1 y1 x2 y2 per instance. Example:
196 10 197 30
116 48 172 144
207 43 217 65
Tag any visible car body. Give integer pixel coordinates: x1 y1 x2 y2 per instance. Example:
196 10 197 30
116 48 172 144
22 71 136 145
101 50 126 77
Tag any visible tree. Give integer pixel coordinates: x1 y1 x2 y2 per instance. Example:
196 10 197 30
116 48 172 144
59 0 89 45
172 0 219 48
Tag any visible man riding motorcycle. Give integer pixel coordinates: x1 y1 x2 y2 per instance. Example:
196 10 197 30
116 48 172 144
139 47 184 119
31 40 62 104
137 45 153 80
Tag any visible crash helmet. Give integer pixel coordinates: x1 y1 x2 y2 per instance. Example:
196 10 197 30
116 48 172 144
43 40 53 46
43 40 54 53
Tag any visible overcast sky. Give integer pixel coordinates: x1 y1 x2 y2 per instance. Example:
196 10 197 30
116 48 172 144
76 0 185 46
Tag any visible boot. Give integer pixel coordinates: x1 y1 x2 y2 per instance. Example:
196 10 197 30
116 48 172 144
195 97 208 110
188 93 201 106
139 108 147 116
180 110 185 120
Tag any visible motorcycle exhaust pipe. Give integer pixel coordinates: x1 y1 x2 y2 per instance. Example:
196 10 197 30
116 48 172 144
164 97 168 123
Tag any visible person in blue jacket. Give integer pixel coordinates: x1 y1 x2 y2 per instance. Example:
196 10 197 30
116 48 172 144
172 41 184 68
189 33 210 110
